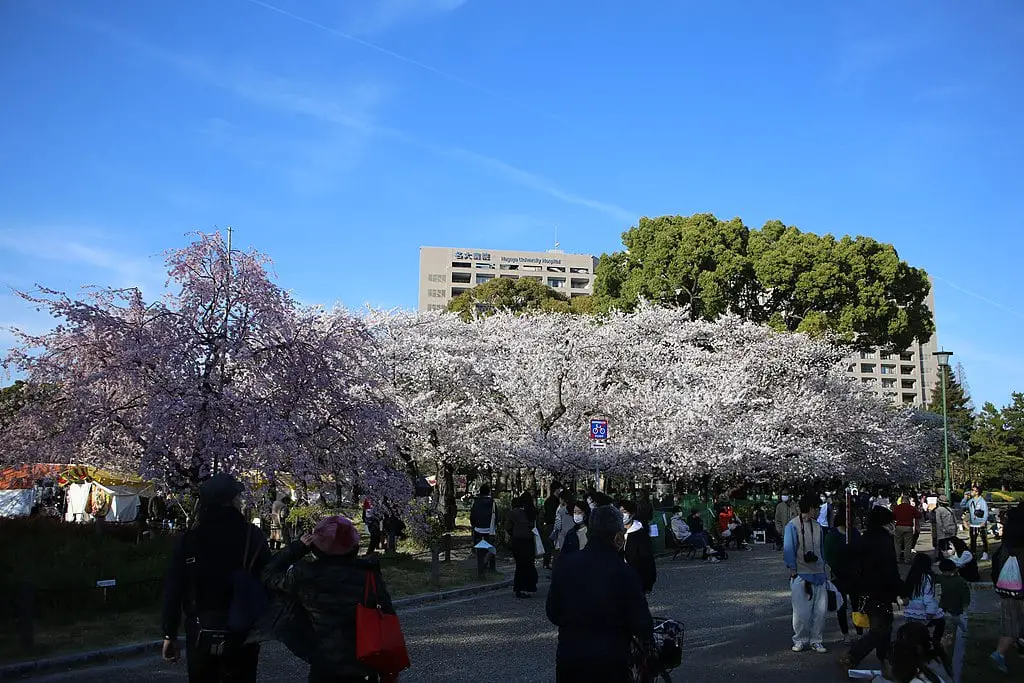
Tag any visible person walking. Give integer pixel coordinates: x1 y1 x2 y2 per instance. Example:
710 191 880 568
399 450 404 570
542 482 564 571
784 493 829 654
933 495 959 553
840 505 903 670
989 506 1024 674
965 485 990 561
546 505 654 682
935 558 970 683
621 501 656 594
506 492 539 598
775 490 797 552
161 473 270 683
262 515 397 683
825 504 862 645
469 485 497 578
560 501 589 556
551 491 573 566
893 496 921 564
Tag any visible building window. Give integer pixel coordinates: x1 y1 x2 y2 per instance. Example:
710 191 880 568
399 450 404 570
427 274 445 283
547 266 566 273
499 264 519 270
570 278 590 290
881 365 896 375
427 304 445 311
452 272 471 284
862 377 877 385
570 267 591 274
427 289 446 298
900 352 915 362
451 261 471 269
882 378 896 388
901 365 915 375
860 363 876 373
860 351 875 360
475 262 495 270
901 379 916 390
881 352 895 360
902 393 917 405
451 287 469 297
476 274 494 284
499 274 518 279
846 363 856 373
548 278 566 288
521 265 542 272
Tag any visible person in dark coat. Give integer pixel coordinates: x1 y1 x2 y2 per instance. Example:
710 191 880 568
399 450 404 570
161 473 270 683
546 504 654 682
840 505 903 669
620 501 657 593
469 485 497 577
542 482 564 570
263 515 396 683
506 492 539 598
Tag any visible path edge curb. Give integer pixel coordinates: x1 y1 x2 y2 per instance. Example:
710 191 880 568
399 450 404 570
0 578 513 680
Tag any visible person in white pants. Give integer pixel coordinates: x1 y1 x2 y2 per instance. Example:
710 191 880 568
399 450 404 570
784 493 830 654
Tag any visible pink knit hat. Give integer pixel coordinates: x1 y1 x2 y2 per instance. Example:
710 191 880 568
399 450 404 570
312 515 361 556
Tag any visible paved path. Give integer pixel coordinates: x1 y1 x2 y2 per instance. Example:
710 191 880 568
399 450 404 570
31 544 866 683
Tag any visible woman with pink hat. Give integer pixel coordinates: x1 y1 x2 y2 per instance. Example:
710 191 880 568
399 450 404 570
263 514 398 682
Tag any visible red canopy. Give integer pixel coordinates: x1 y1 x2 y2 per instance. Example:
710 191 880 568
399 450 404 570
0 464 63 489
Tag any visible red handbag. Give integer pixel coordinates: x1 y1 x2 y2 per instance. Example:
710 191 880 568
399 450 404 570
356 571 411 675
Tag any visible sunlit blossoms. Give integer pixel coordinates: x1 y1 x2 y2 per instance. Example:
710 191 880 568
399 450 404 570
3 233 943 502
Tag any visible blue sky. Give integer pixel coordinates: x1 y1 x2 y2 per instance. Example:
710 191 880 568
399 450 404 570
1 1 1022 407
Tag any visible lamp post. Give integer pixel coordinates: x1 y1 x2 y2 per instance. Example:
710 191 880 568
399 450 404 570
933 350 953 501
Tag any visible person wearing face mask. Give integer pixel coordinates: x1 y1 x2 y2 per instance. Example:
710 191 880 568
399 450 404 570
840 505 903 670
551 491 574 566
775 490 798 552
560 502 589 556
620 501 657 594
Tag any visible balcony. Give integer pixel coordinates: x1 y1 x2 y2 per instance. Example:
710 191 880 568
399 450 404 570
901 365 915 375
452 272 471 284
882 378 896 388
548 278 566 288
900 352 915 362
881 365 896 375
570 278 590 290
476 275 494 284
902 379 916 390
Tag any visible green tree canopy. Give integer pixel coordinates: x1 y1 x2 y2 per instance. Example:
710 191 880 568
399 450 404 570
969 394 1024 490
446 277 594 319
927 365 975 447
594 213 934 349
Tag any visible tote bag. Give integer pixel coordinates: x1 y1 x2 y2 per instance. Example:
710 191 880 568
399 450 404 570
532 527 545 557
356 571 411 675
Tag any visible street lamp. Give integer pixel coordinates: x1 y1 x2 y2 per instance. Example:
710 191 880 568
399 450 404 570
933 349 954 501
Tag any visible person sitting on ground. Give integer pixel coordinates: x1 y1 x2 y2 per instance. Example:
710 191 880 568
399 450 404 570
546 505 653 683
870 640 935 683
621 501 657 593
560 501 589 556
897 621 952 683
263 515 396 683
939 537 980 583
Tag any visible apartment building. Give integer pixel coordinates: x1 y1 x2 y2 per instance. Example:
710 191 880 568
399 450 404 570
418 246 599 312
843 285 940 408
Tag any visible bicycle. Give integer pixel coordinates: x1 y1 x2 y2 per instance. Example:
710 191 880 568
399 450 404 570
631 617 685 682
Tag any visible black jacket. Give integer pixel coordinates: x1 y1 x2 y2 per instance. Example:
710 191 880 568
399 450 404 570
469 495 495 530
544 494 561 526
161 505 270 640
622 522 657 593
506 507 535 540
851 527 902 604
263 541 395 677
546 540 653 673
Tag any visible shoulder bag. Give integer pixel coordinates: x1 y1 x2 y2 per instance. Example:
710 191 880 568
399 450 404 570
356 571 411 675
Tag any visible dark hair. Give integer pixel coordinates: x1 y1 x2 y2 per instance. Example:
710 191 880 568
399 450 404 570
886 641 924 683
868 505 894 528
798 493 820 514
587 504 625 544
1005 506 1024 548
572 500 589 517
897 621 951 676
938 558 956 573
479 485 491 497
833 504 847 524
904 553 934 598
689 508 701 516
551 481 563 492
944 536 968 555
560 490 573 504
672 506 682 514
620 500 637 515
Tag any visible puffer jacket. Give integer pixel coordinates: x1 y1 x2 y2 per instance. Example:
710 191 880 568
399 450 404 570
263 542 395 677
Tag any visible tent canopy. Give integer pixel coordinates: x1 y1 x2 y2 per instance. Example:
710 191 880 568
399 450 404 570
0 464 64 489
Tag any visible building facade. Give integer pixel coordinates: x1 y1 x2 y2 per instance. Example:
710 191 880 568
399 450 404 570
418 246 599 312
843 284 940 408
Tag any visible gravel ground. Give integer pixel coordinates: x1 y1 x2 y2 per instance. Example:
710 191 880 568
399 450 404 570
28 544 869 683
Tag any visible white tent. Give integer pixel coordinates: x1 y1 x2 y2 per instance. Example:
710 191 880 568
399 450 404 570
0 489 35 517
65 482 93 522
64 481 154 523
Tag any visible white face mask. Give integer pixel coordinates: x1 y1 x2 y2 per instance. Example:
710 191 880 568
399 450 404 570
623 513 632 525
781 495 790 502
573 513 584 524
589 502 597 510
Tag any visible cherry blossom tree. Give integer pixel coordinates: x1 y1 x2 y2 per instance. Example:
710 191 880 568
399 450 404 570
2 233 409 501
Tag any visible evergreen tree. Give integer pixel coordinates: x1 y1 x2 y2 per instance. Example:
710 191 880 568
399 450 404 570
970 396 1024 490
927 365 975 446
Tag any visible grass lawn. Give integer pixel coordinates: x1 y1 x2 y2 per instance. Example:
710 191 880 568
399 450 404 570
0 553 502 666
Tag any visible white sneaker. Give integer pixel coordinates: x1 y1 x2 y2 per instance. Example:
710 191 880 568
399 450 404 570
982 552 990 561
792 643 807 653
811 643 828 654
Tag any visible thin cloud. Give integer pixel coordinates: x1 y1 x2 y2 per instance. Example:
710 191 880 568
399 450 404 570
60 13 635 222
241 0 567 124
933 274 1024 322
336 0 470 36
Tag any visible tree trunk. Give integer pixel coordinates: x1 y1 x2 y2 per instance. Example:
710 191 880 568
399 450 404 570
430 544 441 588
435 461 458 531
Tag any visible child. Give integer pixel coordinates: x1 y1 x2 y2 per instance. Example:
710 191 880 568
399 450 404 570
898 622 952 683
903 554 946 649
870 640 933 683
934 558 970 683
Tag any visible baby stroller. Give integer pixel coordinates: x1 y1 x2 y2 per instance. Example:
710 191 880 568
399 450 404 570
630 617 685 683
